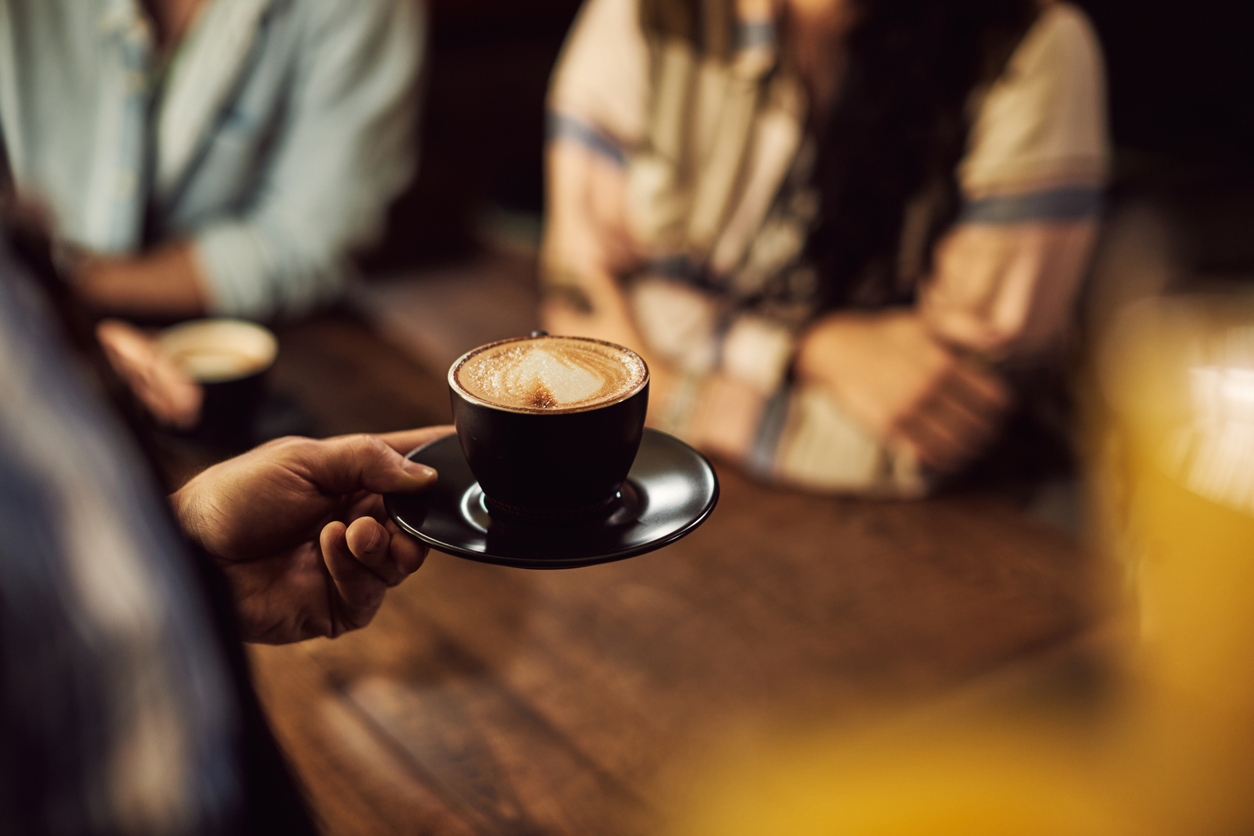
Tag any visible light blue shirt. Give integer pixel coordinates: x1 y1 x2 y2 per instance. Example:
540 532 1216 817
0 0 424 319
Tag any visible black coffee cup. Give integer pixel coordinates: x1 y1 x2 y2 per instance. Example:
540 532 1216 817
157 318 278 448
449 334 649 523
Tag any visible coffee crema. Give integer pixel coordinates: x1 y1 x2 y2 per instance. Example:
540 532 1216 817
168 347 269 381
453 336 647 412
156 319 277 383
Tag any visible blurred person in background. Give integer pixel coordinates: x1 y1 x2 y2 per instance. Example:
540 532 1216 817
542 0 1109 495
0 222 445 833
0 0 424 322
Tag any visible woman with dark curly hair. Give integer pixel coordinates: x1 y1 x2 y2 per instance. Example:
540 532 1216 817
541 0 1108 495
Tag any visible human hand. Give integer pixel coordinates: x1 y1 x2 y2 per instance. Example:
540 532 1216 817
172 427 451 643
795 310 1010 471
97 319 204 429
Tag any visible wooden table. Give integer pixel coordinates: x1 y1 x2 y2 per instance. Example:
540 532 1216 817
242 311 1099 836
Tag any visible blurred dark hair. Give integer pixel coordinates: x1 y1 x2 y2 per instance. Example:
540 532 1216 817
640 0 1037 310
0 220 322 835
0 218 172 484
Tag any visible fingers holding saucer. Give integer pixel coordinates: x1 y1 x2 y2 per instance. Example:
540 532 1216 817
385 517 428 577
320 521 386 636
343 516 427 587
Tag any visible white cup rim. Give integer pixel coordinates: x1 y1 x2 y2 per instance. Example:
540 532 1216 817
156 318 278 383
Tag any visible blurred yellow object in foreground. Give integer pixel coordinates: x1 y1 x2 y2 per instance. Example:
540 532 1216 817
1096 295 1254 834
672 294 1254 836
1099 296 1254 700
671 720 1145 836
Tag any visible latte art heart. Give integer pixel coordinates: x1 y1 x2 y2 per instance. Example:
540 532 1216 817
454 337 647 411
504 349 604 407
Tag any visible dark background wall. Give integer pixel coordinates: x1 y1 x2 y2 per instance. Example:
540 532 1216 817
1085 0 1253 166
364 0 583 270
1084 0 1254 276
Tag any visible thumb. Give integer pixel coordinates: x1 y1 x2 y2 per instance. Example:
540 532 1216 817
305 434 438 496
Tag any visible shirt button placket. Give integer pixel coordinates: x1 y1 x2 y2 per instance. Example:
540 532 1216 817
108 15 154 246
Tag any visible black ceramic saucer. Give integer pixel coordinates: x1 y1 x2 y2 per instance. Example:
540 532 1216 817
385 429 719 569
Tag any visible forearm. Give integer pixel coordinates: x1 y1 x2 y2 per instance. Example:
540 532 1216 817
920 222 1100 361
75 242 208 319
794 308 902 390
793 307 1011 471
193 219 350 319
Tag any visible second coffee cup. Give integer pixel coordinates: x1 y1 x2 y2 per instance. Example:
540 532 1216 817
157 318 278 448
449 333 649 522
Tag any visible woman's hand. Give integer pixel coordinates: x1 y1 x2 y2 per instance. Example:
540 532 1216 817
795 310 1010 471
172 428 450 644
96 319 204 429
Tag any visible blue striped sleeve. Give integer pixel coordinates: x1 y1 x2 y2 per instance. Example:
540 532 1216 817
546 112 628 167
746 385 792 477
959 185 1103 224
736 20 776 50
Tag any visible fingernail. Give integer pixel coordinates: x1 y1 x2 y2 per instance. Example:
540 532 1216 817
359 524 382 552
404 461 437 480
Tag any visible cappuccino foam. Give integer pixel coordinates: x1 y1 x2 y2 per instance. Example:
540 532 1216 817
169 347 268 381
156 319 277 383
454 337 647 411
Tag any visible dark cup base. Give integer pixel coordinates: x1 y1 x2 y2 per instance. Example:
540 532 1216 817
484 492 619 526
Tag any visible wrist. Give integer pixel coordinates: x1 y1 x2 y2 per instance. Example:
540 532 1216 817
73 244 209 317
71 255 119 305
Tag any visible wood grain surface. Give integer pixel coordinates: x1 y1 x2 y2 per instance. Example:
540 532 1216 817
239 311 1099 836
